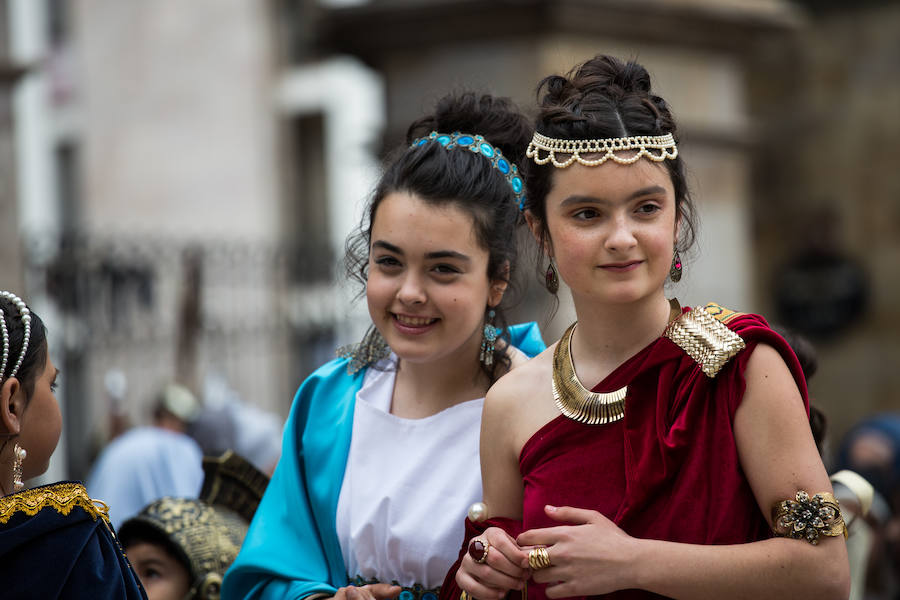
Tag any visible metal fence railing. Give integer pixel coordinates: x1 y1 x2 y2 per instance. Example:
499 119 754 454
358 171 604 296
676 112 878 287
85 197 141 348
24 231 342 480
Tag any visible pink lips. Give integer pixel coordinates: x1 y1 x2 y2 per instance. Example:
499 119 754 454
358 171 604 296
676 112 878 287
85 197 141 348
600 260 642 273
392 313 438 335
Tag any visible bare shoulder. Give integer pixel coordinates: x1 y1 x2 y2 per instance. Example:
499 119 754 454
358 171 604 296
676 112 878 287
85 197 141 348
488 343 554 408
484 343 558 451
742 343 801 402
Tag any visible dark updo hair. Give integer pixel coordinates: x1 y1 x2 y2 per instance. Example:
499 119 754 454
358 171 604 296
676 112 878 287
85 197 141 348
0 295 48 401
524 55 697 260
345 92 533 381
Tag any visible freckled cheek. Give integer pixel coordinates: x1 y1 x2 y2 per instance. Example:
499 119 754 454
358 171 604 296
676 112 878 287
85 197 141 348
553 230 597 268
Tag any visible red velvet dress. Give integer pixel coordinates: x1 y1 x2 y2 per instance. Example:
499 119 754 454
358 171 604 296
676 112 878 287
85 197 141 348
440 306 809 600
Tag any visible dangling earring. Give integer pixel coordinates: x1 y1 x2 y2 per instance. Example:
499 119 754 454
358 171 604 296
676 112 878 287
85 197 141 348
545 259 559 294
12 443 26 492
480 310 500 367
669 249 683 283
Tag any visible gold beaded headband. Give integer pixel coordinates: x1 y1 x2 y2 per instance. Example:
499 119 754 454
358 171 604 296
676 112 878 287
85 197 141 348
526 131 678 168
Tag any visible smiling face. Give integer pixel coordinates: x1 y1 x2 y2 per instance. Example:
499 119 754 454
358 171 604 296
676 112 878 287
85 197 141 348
539 159 678 307
366 192 506 367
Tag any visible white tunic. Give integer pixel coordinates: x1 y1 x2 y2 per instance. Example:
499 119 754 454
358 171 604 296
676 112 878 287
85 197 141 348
336 361 484 588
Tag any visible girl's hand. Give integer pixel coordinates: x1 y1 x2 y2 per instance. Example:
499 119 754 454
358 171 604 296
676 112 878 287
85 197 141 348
456 526 529 600
332 583 402 600
517 505 639 598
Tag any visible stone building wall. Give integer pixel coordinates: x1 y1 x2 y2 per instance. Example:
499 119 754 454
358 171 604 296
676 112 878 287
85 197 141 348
748 3 900 451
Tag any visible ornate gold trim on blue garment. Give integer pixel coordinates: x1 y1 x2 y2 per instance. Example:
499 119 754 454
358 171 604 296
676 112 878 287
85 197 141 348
664 302 746 377
0 482 110 525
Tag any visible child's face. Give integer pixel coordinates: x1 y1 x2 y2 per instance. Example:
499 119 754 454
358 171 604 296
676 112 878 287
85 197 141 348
126 541 191 600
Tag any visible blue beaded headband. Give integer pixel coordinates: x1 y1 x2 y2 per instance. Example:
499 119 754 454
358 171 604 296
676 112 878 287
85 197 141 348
412 131 526 210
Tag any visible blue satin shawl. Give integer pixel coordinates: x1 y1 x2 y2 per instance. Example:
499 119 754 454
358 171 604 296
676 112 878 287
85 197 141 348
222 323 544 600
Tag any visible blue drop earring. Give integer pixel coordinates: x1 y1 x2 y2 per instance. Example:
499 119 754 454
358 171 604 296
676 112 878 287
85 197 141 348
480 310 500 367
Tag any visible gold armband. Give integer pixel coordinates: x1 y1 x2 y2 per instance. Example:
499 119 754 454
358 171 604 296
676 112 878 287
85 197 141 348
771 491 848 545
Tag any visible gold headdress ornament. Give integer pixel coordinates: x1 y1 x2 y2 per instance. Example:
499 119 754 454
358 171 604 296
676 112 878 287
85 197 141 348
526 131 678 168
117 452 270 600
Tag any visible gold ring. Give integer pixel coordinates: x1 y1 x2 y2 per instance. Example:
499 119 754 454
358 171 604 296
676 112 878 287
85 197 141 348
528 546 551 570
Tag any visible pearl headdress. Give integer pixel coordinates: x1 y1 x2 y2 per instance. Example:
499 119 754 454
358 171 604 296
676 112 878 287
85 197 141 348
0 291 32 381
526 131 678 168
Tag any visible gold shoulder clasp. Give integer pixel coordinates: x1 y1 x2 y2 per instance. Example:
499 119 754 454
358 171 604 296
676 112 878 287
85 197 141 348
664 302 746 377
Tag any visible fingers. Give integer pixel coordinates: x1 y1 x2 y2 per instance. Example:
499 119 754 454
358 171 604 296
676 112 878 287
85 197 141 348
457 528 529 600
332 588 350 600
517 526 563 548
363 583 402 600
337 584 400 600
456 561 519 600
345 588 367 600
529 563 563 585
480 530 529 579
517 505 605 549
467 553 527 590
543 581 578 599
544 505 603 525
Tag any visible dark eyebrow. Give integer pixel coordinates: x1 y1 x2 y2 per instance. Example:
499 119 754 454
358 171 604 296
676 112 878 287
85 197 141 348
372 241 470 263
372 240 403 254
425 250 471 263
559 185 668 207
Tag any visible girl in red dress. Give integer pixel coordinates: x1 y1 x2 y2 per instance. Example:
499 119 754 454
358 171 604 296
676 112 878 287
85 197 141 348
444 55 849 600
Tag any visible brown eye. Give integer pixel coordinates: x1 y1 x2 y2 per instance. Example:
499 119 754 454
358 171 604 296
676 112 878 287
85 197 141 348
374 256 402 268
432 264 460 274
573 208 599 220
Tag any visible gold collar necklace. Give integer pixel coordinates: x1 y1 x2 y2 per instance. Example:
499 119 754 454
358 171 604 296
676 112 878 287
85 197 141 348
552 323 627 425
552 299 682 425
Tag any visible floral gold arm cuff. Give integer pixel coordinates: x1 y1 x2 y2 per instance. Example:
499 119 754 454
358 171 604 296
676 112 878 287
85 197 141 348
771 491 848 545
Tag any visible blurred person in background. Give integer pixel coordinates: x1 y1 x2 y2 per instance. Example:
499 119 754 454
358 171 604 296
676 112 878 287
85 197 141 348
836 414 900 600
190 373 282 476
88 381 204 529
0 291 146 599
87 368 134 468
120 451 269 600
223 91 545 600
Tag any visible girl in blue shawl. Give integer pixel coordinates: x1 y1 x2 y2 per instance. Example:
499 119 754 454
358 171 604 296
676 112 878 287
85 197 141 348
223 92 544 600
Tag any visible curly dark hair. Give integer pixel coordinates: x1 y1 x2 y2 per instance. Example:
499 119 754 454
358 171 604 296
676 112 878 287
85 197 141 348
524 55 698 277
344 92 533 381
